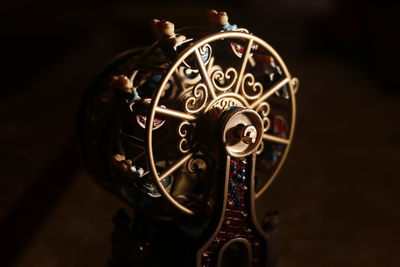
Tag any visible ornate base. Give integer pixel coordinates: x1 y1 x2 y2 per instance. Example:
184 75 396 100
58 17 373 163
108 208 279 267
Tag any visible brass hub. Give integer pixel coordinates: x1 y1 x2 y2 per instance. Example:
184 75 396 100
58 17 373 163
221 108 263 158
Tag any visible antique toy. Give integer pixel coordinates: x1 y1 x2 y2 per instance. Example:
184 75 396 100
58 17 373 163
79 10 299 267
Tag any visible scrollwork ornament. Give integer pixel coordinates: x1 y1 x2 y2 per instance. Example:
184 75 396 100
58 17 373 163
178 121 193 153
187 154 207 174
184 83 208 113
241 73 263 100
256 102 271 132
262 117 271 133
178 139 190 153
212 98 239 110
211 67 238 92
256 141 264 155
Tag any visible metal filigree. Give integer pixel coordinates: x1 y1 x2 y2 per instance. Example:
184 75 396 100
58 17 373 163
241 73 263 100
256 140 264 155
210 97 244 111
256 102 271 133
178 121 194 153
211 67 238 92
187 154 207 174
184 83 208 113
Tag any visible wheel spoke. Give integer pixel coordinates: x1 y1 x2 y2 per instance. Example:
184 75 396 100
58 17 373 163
158 153 193 181
194 48 216 99
249 78 289 109
234 38 254 93
137 64 167 73
207 56 215 73
119 132 145 149
155 106 197 121
173 69 187 92
263 134 289 145
131 150 146 162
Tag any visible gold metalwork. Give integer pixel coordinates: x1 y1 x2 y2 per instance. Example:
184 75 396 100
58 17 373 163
184 82 208 113
210 67 238 92
234 39 254 93
187 154 207 174
80 19 300 267
144 31 297 214
154 106 197 121
194 47 217 99
256 141 264 155
263 134 289 145
177 121 193 153
158 153 194 182
204 93 248 112
249 78 289 109
119 132 145 150
222 109 263 158
256 102 271 133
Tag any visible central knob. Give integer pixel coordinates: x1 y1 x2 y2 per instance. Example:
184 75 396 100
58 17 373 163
221 108 263 158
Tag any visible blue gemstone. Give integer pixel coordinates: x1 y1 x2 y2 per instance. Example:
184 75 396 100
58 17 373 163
229 181 237 191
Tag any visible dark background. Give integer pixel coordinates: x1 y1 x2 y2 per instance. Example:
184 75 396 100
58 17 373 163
1 0 399 266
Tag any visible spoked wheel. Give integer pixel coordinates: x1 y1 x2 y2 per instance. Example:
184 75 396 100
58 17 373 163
145 31 298 215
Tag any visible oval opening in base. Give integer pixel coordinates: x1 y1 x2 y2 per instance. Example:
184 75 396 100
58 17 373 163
218 238 252 267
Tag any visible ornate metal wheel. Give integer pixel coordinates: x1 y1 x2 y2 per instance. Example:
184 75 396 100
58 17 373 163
79 13 299 266
144 31 298 215
80 18 298 223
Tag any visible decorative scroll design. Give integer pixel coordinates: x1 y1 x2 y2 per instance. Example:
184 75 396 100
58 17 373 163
256 140 264 155
210 97 244 111
256 102 271 133
184 83 208 113
178 121 194 153
211 67 238 92
187 154 207 174
241 73 263 100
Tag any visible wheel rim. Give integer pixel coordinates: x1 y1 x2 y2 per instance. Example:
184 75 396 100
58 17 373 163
146 31 297 215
